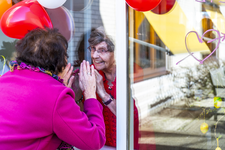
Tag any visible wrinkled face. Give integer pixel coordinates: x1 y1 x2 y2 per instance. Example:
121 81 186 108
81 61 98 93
90 41 115 71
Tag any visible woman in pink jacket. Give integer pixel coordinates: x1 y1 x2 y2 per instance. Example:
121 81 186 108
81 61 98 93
0 28 106 150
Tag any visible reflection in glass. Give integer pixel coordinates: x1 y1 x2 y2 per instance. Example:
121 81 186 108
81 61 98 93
0 0 117 149
129 0 225 149
134 11 167 81
0 39 17 74
67 0 118 149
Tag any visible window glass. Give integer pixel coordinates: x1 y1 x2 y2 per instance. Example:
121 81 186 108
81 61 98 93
133 12 167 81
64 0 117 149
129 0 225 149
0 31 17 75
0 0 117 149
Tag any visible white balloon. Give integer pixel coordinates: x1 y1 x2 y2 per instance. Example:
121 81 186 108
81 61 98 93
37 0 67 9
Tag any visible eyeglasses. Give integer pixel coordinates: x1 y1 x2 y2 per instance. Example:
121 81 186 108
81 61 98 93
88 46 108 54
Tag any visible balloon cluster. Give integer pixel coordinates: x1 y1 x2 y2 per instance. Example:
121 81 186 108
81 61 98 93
126 0 176 13
126 0 162 12
0 0 75 41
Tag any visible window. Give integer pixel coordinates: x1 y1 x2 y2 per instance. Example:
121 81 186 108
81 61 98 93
133 10 167 82
202 3 218 58
129 1 225 150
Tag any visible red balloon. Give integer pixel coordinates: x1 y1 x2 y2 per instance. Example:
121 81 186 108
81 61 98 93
0 0 53 39
151 0 176 14
126 0 162 12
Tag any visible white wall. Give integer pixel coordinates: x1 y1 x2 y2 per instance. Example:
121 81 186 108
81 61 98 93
99 0 116 40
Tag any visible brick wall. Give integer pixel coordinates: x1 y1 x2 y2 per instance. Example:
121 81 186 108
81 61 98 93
66 0 116 64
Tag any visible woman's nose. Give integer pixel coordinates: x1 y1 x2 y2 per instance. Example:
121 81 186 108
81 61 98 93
92 50 99 58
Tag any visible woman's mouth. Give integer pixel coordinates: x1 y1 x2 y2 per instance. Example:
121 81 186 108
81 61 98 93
94 60 104 64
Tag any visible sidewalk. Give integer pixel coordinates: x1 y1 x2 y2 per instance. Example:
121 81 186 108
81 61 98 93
139 98 225 150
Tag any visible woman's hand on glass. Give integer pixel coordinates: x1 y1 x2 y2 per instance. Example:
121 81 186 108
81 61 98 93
94 69 107 99
58 63 74 88
79 60 96 100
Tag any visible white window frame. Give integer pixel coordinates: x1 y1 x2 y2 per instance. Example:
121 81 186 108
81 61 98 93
116 1 133 150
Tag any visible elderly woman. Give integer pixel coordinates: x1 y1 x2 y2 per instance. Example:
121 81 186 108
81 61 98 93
87 27 139 149
0 28 106 150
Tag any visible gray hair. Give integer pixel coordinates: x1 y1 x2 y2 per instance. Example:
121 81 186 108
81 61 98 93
88 27 115 52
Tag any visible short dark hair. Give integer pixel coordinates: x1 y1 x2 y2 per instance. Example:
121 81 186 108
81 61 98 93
16 28 68 74
88 27 114 52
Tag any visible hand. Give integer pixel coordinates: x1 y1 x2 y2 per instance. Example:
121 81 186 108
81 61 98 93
79 60 96 100
94 70 107 99
58 63 74 88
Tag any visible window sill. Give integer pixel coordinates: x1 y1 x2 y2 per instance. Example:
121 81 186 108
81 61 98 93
100 145 116 150
74 145 116 150
134 67 168 82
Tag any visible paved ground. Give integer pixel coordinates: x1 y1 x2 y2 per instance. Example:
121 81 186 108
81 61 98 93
139 99 225 150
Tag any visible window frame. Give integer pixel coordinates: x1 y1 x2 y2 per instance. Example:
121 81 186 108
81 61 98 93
133 10 167 81
116 1 131 150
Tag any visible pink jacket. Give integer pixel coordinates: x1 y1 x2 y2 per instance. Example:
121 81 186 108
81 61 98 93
0 69 106 150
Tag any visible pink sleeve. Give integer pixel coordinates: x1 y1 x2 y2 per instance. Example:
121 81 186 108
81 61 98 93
53 88 106 149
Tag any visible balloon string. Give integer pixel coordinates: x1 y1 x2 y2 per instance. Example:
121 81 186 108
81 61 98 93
80 0 93 11
217 138 219 147
0 55 6 77
204 108 205 123
214 115 224 139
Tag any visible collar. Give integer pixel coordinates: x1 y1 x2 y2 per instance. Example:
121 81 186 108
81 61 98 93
9 61 64 85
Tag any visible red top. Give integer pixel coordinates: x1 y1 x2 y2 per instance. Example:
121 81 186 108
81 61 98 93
97 70 139 149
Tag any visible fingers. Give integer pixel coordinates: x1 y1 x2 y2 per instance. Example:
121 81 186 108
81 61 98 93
80 60 92 77
90 66 96 85
82 60 87 76
67 76 75 88
79 61 87 92
58 63 74 87
78 60 94 91
78 73 84 91
79 61 83 79
64 64 73 85
94 69 102 80
91 65 95 77
94 69 99 76
77 61 96 99
94 69 98 78
58 63 70 77
87 61 91 75
64 63 71 75
68 65 73 77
